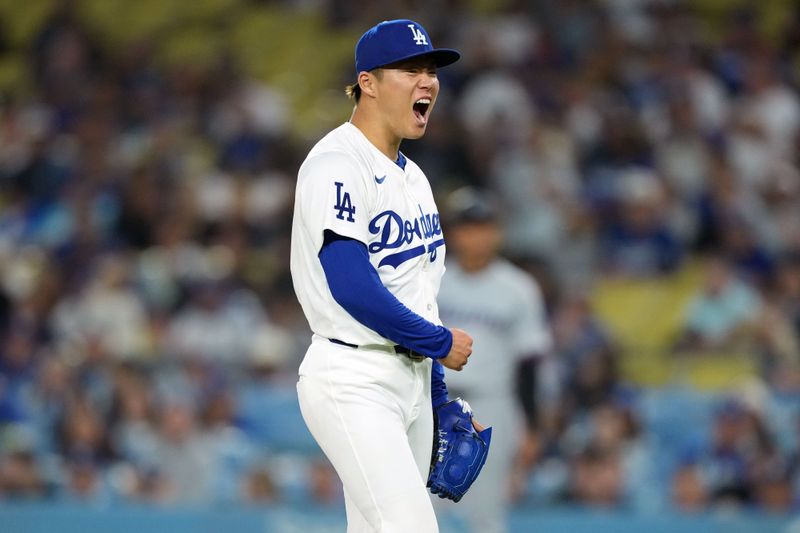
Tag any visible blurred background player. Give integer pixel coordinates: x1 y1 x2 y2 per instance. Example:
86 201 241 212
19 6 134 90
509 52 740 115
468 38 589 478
436 187 554 533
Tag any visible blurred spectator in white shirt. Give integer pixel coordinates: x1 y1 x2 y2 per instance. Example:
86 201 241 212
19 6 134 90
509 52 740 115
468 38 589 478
675 256 761 353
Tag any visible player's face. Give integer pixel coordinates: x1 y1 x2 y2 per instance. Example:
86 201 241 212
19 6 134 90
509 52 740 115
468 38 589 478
448 221 502 271
373 57 440 140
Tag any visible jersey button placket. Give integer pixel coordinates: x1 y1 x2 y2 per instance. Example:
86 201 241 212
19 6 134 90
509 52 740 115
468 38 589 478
400 175 428 273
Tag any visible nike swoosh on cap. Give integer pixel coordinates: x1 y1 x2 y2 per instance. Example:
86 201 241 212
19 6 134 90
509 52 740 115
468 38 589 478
374 175 386 184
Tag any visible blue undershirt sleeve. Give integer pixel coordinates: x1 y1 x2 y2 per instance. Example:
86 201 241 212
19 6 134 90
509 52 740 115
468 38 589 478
319 231 453 358
430 359 448 408
318 232 451 407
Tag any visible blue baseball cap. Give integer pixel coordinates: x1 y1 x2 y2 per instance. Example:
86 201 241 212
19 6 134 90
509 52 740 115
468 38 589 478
355 19 461 74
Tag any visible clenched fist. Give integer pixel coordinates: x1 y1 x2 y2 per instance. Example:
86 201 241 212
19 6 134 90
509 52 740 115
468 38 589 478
440 328 472 371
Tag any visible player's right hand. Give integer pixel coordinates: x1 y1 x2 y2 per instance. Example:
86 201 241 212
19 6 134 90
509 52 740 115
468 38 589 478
440 328 472 371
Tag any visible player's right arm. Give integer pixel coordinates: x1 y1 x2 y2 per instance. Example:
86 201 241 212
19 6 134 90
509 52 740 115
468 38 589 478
319 231 470 370
296 150 374 251
298 150 471 373
442 328 471 370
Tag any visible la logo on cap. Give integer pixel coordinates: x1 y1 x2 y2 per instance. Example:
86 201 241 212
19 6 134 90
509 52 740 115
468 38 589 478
408 24 428 46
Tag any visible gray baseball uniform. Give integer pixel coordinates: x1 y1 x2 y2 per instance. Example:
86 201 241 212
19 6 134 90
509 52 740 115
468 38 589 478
437 258 551 533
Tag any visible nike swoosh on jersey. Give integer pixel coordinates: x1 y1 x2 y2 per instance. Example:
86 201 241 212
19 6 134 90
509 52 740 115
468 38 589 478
374 175 386 184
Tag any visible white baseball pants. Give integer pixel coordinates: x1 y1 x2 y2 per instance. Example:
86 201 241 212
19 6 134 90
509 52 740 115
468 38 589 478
297 335 438 533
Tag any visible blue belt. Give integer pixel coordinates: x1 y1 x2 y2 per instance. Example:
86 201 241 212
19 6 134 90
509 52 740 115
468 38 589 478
329 338 425 361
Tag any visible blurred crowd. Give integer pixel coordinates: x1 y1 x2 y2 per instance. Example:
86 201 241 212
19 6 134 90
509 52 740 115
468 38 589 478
1 0 800 516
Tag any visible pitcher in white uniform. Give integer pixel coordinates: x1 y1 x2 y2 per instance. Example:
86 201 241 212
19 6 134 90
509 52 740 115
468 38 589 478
437 187 554 533
290 19 477 533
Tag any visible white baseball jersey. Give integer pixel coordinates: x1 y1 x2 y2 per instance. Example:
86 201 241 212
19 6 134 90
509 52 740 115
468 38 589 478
291 122 446 345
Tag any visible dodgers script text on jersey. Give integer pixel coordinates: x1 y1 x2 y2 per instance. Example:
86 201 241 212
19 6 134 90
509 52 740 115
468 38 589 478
369 207 444 268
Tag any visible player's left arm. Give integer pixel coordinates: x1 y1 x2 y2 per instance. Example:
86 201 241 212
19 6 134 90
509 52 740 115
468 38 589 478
508 274 554 496
512 275 552 357
513 276 555 419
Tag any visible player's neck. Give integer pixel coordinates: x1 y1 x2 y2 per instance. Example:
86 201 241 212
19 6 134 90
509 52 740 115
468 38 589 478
350 109 401 161
457 256 493 274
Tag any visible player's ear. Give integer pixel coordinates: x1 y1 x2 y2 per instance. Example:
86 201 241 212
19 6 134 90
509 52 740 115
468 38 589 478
358 70 378 99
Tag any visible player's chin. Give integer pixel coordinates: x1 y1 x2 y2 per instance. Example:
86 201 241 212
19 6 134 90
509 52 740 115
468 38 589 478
405 123 428 139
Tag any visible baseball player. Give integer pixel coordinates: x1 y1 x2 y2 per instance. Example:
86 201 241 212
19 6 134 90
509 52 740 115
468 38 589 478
436 187 553 533
290 20 476 532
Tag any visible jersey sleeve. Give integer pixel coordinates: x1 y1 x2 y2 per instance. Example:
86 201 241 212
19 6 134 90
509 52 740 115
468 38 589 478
511 277 552 358
298 150 373 252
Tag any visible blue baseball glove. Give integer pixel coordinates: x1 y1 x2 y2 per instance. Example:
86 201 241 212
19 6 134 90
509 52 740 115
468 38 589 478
427 398 492 502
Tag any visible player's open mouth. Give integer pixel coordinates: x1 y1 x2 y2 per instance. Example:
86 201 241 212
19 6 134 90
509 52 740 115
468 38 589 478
413 98 431 124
